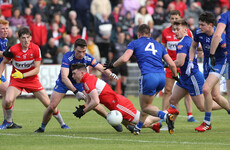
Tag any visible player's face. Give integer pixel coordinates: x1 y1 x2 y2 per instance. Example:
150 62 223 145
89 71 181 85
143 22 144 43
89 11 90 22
19 34 31 49
75 46 86 60
199 21 212 34
170 15 180 24
173 24 186 39
72 69 82 83
0 24 9 39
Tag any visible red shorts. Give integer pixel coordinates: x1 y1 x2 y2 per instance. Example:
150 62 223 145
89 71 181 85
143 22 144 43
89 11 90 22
9 78 44 93
165 68 181 79
100 94 138 123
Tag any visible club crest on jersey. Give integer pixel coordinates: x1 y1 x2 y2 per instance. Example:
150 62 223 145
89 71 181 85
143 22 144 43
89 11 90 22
177 45 183 49
23 54 27 59
30 53 33 58
91 59 96 65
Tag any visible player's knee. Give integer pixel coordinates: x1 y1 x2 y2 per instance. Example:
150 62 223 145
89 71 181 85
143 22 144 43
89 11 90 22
197 106 205 112
48 105 57 112
169 98 177 105
164 88 172 95
202 86 210 96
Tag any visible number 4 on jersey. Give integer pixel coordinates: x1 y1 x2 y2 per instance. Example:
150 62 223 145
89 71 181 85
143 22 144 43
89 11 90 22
145 42 157 55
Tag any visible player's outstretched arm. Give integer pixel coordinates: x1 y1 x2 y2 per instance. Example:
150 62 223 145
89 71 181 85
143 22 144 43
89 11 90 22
22 60 41 78
95 63 118 80
188 40 198 62
61 67 77 92
83 89 100 113
174 53 187 67
163 54 177 77
113 49 133 68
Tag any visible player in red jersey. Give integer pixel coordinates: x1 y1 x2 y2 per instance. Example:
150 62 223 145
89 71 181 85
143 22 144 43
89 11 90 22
71 63 179 133
0 27 68 130
161 10 198 122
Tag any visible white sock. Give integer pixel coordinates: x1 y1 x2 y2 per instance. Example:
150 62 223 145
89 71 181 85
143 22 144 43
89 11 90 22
53 109 65 126
5 105 13 122
188 115 193 119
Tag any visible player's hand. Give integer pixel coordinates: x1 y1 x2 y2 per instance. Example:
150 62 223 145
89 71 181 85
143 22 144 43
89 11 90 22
185 61 194 76
12 69 24 79
73 105 85 119
209 54 216 71
75 91 86 101
172 76 181 85
104 62 114 70
109 73 118 80
3 51 13 58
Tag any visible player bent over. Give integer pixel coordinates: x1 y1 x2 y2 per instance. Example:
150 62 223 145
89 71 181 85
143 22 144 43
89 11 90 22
71 64 179 133
0 27 67 130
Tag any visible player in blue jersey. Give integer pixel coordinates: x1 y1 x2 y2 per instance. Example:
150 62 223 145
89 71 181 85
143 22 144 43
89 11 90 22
104 24 179 135
169 19 221 121
210 11 230 118
0 19 22 129
188 12 230 132
35 39 119 133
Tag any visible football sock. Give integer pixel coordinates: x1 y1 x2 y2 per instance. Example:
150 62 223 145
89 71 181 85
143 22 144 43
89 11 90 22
187 112 193 119
5 105 13 122
121 83 126 96
53 109 65 126
204 112 211 125
135 121 144 130
157 110 166 120
227 109 230 114
41 123 46 130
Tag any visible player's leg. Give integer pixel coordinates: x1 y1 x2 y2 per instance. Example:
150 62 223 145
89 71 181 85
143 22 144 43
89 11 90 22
0 86 21 129
184 94 198 122
162 77 174 110
120 64 128 96
0 79 8 119
227 79 230 108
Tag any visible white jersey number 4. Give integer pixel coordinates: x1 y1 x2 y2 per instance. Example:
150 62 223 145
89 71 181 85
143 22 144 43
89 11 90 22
145 42 157 55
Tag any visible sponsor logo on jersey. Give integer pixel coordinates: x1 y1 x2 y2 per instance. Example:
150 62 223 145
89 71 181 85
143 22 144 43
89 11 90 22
177 45 183 49
13 60 34 69
91 59 96 65
167 41 178 50
221 43 226 48
166 36 171 38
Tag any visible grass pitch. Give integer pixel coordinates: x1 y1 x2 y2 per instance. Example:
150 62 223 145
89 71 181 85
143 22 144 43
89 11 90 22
0 96 230 150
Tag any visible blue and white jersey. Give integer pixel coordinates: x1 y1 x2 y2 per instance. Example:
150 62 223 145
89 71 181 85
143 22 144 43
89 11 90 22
0 38 8 63
57 51 98 84
218 11 230 63
127 36 167 75
176 36 199 80
194 27 226 72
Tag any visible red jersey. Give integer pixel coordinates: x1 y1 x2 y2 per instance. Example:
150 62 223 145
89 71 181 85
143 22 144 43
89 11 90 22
162 26 193 61
81 72 137 122
8 42 42 83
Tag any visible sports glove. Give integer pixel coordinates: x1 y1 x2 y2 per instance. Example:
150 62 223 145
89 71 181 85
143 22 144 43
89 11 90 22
172 76 181 85
0 77 1 84
75 91 86 101
104 62 114 70
185 61 194 76
73 105 86 119
12 69 24 79
110 73 118 80
209 54 216 71
3 51 14 58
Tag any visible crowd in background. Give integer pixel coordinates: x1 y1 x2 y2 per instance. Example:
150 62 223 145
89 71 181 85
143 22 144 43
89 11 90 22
0 0 229 65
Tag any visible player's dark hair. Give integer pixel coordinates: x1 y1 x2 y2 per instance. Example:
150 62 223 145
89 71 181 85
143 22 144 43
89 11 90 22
199 12 215 25
74 39 87 48
138 24 150 35
18 27 31 38
170 10 181 17
173 19 188 27
71 63 87 71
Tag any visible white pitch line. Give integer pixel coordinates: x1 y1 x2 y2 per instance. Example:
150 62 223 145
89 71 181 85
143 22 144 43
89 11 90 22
1 133 230 146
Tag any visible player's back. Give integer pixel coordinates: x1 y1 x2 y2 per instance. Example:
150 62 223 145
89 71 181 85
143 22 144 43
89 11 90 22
127 37 166 75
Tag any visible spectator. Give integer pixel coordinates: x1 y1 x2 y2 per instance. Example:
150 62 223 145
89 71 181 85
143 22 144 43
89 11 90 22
7 28 17 47
90 0 111 20
152 1 167 26
32 0 47 21
0 9 5 20
45 0 63 23
201 0 219 12
65 10 83 34
24 7 33 26
86 37 101 77
8 8 28 32
60 34 73 50
109 32 128 95
47 22 63 47
70 26 81 45
148 20 161 42
145 0 154 15
133 17 143 39
95 13 112 60
169 0 187 18
49 13 65 34
120 0 140 19
185 2 203 28
0 0 13 19
187 16 196 33
213 5 222 19
71 0 91 29
41 38 58 64
119 11 135 33
112 6 120 23
57 45 70 64
30 13 48 47
134 6 153 25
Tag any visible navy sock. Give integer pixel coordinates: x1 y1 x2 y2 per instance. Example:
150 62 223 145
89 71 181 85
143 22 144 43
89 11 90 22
135 121 144 130
41 123 47 130
227 109 230 114
204 112 211 123
157 111 166 119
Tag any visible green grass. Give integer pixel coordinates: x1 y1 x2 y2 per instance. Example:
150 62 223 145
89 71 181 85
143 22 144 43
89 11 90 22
0 96 230 150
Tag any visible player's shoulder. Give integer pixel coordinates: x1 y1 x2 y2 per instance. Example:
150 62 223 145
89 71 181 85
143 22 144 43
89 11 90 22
10 43 21 51
29 42 40 50
194 28 202 35
162 26 171 33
